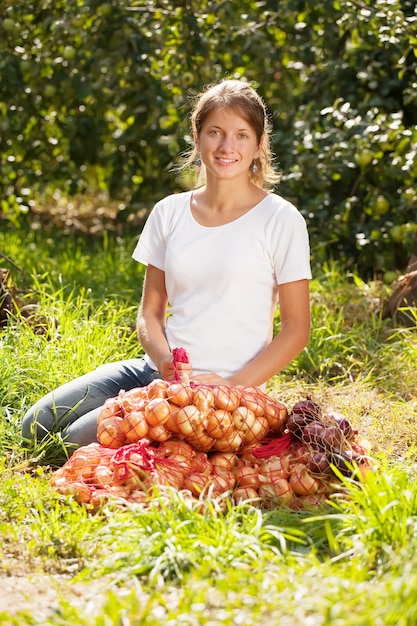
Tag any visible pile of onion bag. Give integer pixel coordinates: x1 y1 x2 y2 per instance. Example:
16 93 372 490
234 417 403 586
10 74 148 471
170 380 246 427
51 379 373 510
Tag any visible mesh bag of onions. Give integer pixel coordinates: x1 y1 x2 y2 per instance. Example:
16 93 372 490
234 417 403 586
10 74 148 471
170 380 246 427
51 381 374 511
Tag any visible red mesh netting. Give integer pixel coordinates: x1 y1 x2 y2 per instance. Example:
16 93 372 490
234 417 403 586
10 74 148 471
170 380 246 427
51 387 374 511
50 353 374 511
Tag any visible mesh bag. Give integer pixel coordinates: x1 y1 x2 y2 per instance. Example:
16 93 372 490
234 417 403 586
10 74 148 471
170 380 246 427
51 350 373 511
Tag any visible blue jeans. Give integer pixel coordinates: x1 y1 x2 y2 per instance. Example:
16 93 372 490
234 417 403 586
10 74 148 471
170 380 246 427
21 358 160 448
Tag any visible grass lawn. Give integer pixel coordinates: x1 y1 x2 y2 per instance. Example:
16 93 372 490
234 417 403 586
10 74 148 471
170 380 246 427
1 225 417 625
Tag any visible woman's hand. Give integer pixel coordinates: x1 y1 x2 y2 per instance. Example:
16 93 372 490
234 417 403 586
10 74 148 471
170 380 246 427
158 354 193 382
190 372 230 386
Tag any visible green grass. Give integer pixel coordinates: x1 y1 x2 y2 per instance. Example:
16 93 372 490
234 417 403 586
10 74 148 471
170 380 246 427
1 225 417 624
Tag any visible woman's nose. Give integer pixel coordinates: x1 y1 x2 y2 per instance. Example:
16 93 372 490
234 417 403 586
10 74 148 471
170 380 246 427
219 134 234 150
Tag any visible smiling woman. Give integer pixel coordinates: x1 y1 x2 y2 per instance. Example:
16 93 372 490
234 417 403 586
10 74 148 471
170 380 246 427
22 78 312 454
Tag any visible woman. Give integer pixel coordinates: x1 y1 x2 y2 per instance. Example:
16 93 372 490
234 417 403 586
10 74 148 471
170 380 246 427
21 79 311 450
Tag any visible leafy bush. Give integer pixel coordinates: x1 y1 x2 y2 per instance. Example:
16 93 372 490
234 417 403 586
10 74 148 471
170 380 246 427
0 0 416 275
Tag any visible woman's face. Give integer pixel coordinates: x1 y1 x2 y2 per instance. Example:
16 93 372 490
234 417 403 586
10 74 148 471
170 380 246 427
195 106 261 183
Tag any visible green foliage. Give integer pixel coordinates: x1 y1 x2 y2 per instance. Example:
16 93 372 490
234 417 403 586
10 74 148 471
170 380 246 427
0 0 416 275
1 226 417 623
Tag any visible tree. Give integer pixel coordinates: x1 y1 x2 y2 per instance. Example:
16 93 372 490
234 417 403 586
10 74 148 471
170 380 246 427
0 0 416 277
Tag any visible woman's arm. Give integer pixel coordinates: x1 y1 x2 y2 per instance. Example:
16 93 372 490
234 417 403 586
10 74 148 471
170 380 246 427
137 264 192 381
191 279 311 387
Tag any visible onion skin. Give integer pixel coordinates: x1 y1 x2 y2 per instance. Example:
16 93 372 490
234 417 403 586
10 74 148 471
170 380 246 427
97 416 126 448
205 409 234 439
233 486 259 504
144 398 171 427
121 410 149 443
292 397 322 421
97 397 124 423
234 465 262 489
289 464 320 495
167 382 194 407
307 451 330 474
212 385 242 411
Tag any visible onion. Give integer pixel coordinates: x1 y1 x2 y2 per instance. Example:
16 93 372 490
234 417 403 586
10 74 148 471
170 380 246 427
212 385 242 411
186 430 216 452
286 414 313 439
167 382 194 406
121 410 149 443
242 415 269 444
144 398 171 426
146 378 169 399
259 478 293 506
93 464 114 487
183 472 209 497
146 423 171 443
206 409 234 439
209 452 239 472
307 451 330 474
164 403 182 434
301 421 327 450
232 406 256 433
263 398 288 430
118 388 148 414
211 472 236 494
214 429 243 452
97 397 123 423
239 392 265 417
167 453 192 473
97 416 126 448
193 386 215 413
176 404 204 436
320 425 344 450
234 465 261 489
233 486 259 504
289 464 320 495
291 397 322 421
157 439 195 459
259 457 289 482
190 451 213 476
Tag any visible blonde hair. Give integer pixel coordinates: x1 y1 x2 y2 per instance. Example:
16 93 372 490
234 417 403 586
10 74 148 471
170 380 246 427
180 79 281 190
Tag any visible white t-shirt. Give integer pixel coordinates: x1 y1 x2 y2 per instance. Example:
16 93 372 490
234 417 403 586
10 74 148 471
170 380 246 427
132 190 311 380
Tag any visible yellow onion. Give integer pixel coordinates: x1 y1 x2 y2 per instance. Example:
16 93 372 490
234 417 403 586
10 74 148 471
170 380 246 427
211 472 236 495
193 386 215 413
93 465 114 487
166 382 194 406
144 398 172 426
97 416 126 448
234 464 261 489
242 415 269 444
209 452 239 472
146 378 169 399
147 423 171 443
206 409 234 439
176 404 205 437
289 464 320 496
232 406 257 433
232 486 259 504
259 478 293 507
157 439 195 459
121 410 149 443
189 451 212 476
118 388 148 414
263 398 288 431
211 385 242 411
186 429 216 452
259 457 289 482
183 472 209 497
214 429 243 452
97 397 123 423
239 390 265 417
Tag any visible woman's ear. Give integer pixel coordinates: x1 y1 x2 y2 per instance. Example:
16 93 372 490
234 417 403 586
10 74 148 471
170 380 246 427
193 131 199 150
